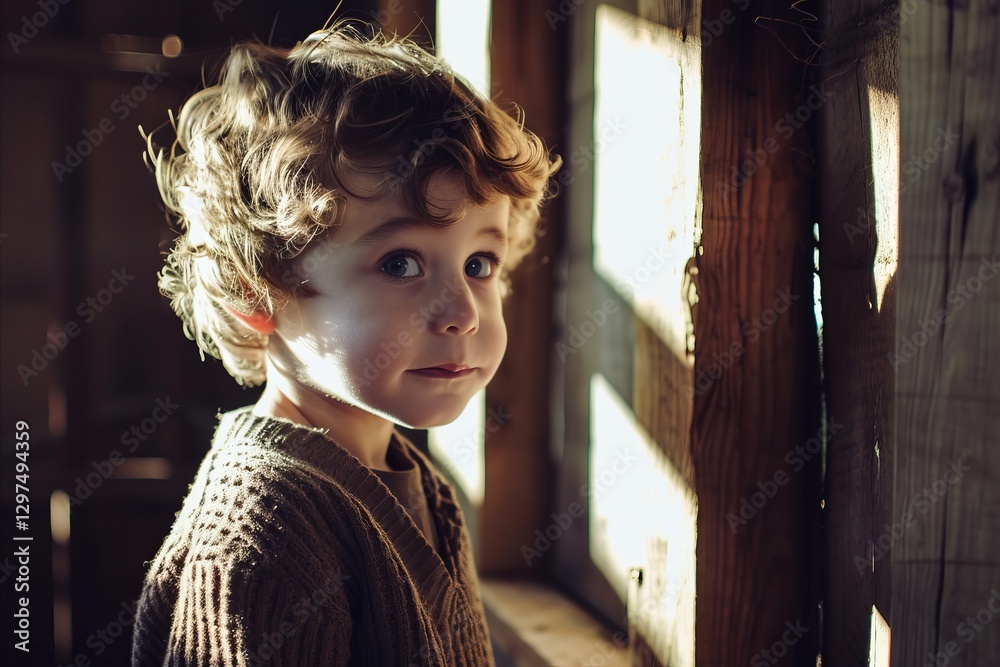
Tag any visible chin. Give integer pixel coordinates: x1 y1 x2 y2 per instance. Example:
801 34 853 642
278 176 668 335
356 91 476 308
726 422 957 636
392 402 470 430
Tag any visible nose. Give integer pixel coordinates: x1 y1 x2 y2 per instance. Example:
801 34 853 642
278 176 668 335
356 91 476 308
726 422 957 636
428 276 479 335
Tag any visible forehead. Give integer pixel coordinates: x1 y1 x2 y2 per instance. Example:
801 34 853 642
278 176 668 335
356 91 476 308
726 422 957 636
331 171 510 244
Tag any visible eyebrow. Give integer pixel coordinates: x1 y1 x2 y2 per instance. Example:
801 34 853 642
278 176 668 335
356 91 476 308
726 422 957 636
353 216 424 246
353 215 508 246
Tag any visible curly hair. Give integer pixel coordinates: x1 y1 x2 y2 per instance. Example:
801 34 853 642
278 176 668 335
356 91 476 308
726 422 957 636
148 22 561 386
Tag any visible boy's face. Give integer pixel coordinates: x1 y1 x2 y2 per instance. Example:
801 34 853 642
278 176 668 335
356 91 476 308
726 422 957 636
267 173 510 429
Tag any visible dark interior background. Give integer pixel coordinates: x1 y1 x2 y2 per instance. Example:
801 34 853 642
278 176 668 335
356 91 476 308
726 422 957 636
0 2 393 664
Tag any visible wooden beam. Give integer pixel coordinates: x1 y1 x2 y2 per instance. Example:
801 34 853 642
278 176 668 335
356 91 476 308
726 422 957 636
816 1 898 662
695 0 822 663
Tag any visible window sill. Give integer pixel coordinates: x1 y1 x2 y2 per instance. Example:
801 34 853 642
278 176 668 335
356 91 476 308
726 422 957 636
481 578 630 667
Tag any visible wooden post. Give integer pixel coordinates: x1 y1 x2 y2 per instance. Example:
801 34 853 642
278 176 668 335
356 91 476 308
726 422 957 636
893 2 1000 664
696 0 821 663
816 1 898 662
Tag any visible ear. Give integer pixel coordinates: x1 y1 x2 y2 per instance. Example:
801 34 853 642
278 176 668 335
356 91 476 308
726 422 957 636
225 305 276 335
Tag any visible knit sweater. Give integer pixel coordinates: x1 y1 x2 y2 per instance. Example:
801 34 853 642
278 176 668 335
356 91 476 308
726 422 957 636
131 407 495 666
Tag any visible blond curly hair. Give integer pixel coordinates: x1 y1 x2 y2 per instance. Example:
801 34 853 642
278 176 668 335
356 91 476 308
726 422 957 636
148 22 561 386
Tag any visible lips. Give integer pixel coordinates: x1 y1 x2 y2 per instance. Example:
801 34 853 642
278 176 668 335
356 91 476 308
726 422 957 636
426 363 470 373
409 363 475 379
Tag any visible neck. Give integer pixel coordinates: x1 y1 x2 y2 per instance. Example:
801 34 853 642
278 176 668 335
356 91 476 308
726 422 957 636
253 375 395 472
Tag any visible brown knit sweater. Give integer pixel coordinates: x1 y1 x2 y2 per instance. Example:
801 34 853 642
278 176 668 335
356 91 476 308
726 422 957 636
131 407 495 666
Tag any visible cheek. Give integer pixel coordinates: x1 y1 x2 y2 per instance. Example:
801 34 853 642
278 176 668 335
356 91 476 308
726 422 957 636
496 317 509 357
321 299 415 379
283 294 380 355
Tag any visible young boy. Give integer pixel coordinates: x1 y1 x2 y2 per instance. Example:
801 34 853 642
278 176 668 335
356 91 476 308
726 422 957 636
131 22 559 666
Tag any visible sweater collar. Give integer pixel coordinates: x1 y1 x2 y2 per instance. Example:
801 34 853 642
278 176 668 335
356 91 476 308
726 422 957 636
213 406 460 616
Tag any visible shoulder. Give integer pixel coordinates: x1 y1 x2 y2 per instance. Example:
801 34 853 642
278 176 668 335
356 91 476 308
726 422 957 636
144 417 374 591
194 433 370 563
134 507 354 666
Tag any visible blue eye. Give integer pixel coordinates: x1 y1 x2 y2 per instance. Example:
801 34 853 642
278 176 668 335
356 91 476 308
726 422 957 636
382 254 420 279
465 256 493 278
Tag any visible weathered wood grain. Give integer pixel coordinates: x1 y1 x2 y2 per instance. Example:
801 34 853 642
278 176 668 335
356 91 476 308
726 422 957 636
695 0 822 664
894 1 1000 665
817 0 898 663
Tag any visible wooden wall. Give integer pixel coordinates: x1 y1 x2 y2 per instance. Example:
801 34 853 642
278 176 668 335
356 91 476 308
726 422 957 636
819 2 1000 665
894 1 1000 665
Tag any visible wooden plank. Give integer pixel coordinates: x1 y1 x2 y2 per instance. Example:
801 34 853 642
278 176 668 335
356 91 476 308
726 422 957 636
481 579 630 667
695 0 822 663
633 295 694 488
894 1 1000 664
816 1 898 663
